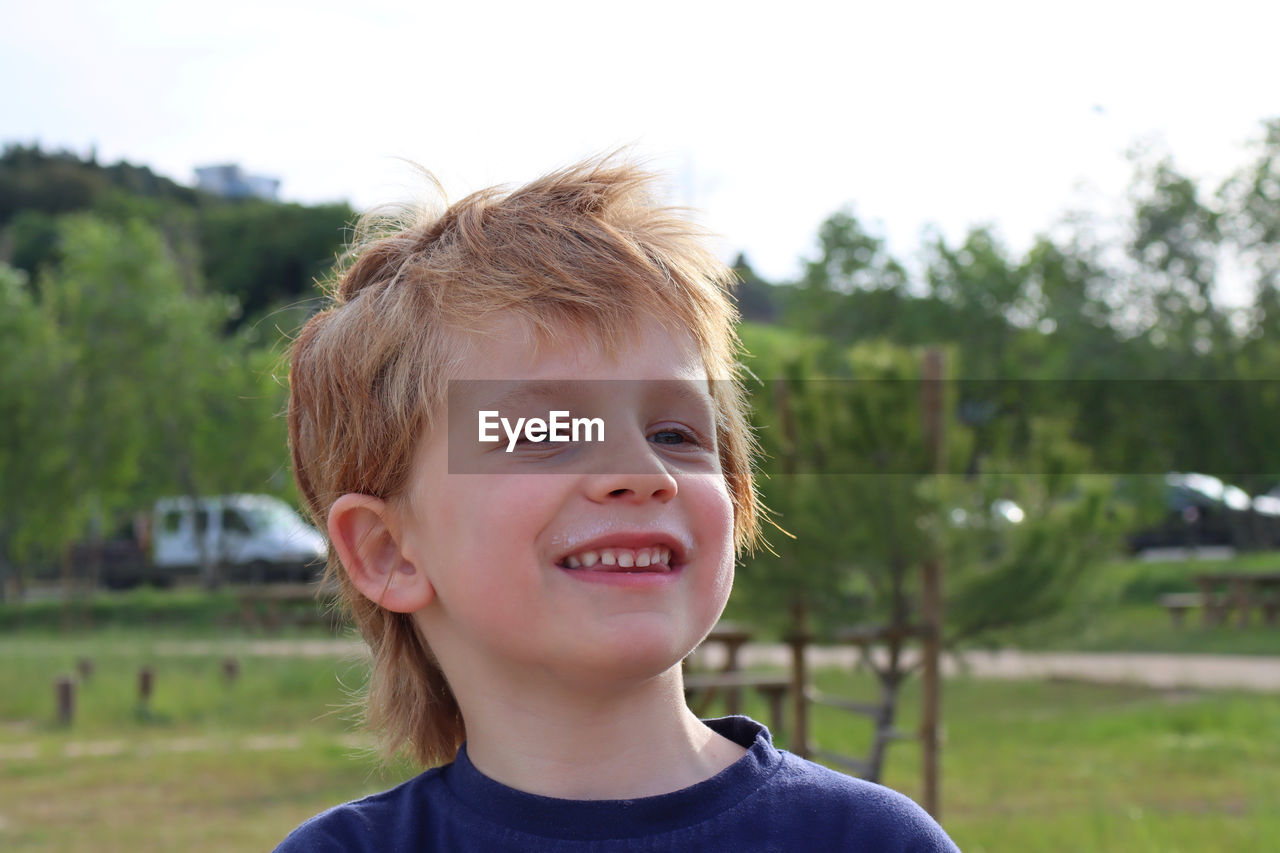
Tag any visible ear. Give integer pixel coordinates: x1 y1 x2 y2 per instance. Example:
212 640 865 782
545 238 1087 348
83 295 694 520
328 493 435 613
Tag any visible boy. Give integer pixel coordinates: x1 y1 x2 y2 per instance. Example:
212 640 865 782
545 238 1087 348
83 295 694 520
277 158 958 851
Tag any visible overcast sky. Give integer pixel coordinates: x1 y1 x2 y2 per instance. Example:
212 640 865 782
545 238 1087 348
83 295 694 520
4 1 1277 287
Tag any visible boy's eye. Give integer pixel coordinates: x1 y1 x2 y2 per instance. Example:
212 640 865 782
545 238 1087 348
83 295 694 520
649 426 705 448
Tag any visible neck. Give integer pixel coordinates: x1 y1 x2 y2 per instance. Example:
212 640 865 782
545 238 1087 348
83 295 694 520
456 666 747 800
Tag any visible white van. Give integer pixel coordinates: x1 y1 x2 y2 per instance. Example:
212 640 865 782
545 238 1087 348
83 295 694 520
150 494 327 584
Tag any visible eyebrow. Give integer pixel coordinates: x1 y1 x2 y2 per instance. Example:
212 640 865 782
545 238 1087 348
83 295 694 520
466 379 715 414
646 379 715 410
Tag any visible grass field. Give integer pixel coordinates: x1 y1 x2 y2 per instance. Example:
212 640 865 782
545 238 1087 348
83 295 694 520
2 629 1278 851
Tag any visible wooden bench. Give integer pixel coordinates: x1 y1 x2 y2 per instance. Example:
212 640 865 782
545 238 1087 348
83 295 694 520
1158 592 1205 629
683 622 791 736
1193 572 1280 628
683 671 790 736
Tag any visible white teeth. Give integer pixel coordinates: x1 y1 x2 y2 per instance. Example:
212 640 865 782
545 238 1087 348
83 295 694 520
561 545 676 569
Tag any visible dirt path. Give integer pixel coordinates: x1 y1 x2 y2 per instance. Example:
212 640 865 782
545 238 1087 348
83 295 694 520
0 731 370 763
697 645 1280 692
942 649 1280 691
133 638 1280 692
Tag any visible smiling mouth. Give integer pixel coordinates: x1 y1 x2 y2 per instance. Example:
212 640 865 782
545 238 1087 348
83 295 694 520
556 546 675 573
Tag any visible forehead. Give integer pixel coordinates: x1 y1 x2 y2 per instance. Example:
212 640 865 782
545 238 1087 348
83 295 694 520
454 312 709 383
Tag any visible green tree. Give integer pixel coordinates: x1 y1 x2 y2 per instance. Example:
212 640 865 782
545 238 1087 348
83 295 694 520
1222 119 1280 365
729 253 785 323
734 326 1115 637
0 144 351 334
38 217 176 524
1127 152 1228 358
22 215 291 584
785 209 912 342
0 143 200 227
731 326 1117 779
0 265 76 592
196 199 351 326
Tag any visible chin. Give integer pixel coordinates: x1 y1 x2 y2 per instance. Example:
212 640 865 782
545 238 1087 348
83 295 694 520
568 626 701 684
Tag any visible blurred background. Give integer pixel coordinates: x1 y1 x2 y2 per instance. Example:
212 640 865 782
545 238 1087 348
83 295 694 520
3 2 1279 851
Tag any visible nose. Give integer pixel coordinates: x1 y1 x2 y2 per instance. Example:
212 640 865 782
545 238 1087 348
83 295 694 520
584 435 679 504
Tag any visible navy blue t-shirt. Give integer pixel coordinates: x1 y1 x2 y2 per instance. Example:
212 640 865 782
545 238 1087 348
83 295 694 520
275 716 959 851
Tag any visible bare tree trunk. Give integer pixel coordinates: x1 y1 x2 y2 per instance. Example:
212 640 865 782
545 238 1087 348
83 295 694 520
919 348 946 818
0 536 10 604
865 665 901 782
60 545 76 632
176 450 217 589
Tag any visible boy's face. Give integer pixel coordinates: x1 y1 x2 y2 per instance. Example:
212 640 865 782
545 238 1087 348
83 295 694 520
398 314 735 689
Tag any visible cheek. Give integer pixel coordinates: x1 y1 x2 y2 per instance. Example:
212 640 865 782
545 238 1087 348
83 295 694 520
704 478 736 547
432 476 560 575
416 481 545 626
695 477 737 587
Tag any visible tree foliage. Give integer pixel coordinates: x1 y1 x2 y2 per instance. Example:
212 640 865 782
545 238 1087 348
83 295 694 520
728 118 1280 638
732 325 1119 640
0 265 75 562
0 146 341 574
196 199 349 323
0 144 351 332
5 120 1280 616
0 215 291 572
0 144 200 227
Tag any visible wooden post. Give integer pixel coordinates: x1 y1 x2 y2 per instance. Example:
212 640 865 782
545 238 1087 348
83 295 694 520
138 666 155 705
761 684 787 741
55 676 75 726
920 349 945 819
719 627 751 716
222 657 240 683
788 600 810 758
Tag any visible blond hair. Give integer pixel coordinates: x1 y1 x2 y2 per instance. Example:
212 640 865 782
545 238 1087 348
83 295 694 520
288 156 762 767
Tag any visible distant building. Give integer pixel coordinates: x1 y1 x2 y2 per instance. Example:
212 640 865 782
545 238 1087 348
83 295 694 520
194 164 280 201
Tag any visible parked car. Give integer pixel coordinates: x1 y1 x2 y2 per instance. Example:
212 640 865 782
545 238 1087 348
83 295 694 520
80 494 327 589
1126 472 1279 553
153 494 327 583
1250 490 1280 548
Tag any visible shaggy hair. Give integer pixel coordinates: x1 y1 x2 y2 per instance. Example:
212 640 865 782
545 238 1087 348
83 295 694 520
287 156 762 767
